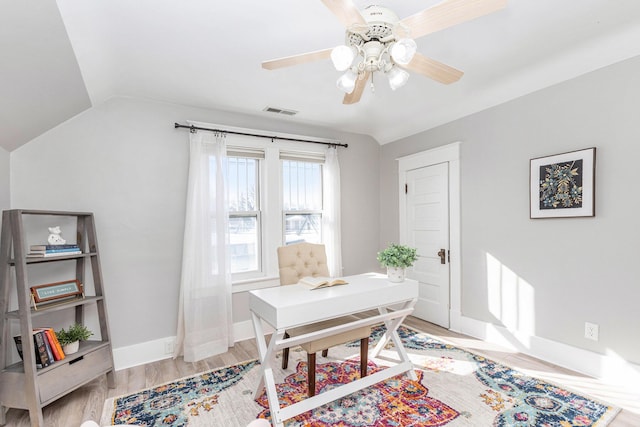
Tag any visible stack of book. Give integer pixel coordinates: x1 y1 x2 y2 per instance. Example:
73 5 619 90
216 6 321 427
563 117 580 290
27 244 81 258
14 328 66 369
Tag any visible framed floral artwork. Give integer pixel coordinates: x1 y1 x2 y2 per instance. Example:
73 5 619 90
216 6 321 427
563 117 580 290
530 147 596 218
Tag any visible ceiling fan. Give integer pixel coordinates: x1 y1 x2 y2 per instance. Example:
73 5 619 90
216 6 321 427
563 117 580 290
262 0 507 104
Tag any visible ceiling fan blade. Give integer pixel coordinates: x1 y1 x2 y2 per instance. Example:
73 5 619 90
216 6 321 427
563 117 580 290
262 48 333 70
401 0 507 40
321 0 366 27
343 71 370 104
401 53 464 84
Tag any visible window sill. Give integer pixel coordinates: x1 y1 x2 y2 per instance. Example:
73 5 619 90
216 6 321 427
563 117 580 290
232 276 280 293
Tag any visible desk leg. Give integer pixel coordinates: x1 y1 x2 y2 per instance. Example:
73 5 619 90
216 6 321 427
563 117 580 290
373 301 418 381
251 312 267 397
251 312 285 427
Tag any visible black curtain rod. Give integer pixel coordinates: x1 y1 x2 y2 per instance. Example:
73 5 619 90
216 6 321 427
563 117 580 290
174 123 347 148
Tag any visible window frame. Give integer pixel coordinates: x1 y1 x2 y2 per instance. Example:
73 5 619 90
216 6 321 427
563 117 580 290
228 211 262 280
281 152 325 245
223 134 328 290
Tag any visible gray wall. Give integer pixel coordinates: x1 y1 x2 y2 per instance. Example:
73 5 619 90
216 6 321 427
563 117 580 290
10 96 380 348
380 55 640 364
0 148 9 211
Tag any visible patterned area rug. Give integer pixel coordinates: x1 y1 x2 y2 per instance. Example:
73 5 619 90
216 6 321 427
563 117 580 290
101 325 620 426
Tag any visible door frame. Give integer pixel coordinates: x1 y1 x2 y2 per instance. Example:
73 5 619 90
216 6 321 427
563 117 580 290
398 141 462 332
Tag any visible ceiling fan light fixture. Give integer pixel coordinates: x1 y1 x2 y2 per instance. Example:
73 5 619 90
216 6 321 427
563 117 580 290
336 69 358 94
390 38 417 65
387 66 409 91
262 0 497 104
331 45 355 71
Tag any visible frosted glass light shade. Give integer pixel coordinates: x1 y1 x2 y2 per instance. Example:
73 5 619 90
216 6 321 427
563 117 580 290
387 67 409 90
331 45 355 71
390 38 417 65
336 69 358 93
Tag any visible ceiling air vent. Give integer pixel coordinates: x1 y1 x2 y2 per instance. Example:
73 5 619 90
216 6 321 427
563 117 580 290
263 106 298 116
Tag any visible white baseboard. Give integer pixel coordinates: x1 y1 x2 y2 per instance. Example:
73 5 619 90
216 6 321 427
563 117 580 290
112 320 271 371
459 315 640 395
112 336 176 370
233 319 259 342
449 309 462 333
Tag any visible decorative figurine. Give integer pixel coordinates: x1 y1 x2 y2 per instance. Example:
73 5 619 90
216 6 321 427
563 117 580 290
47 226 66 245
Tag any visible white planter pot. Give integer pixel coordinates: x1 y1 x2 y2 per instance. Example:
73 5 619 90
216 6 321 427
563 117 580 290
63 341 79 355
386 267 406 283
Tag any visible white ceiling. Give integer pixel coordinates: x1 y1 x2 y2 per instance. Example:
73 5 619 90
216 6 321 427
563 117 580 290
3 1 640 151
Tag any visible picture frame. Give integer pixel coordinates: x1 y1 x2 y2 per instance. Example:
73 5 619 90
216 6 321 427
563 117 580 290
530 147 596 219
30 279 84 308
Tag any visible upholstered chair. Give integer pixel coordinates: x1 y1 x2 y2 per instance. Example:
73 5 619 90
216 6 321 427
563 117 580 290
277 242 370 396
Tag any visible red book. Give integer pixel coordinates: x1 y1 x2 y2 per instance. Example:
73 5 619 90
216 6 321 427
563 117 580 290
48 328 66 360
43 329 64 361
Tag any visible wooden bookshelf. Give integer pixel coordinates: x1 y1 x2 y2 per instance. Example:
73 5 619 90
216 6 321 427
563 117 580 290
0 210 115 427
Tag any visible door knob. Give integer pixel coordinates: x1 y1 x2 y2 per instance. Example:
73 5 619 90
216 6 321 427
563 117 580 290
437 249 446 264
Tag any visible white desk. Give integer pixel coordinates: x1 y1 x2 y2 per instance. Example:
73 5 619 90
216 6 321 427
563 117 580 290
249 272 418 427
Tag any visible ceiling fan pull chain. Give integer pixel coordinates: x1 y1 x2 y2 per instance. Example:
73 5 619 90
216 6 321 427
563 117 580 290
370 72 375 93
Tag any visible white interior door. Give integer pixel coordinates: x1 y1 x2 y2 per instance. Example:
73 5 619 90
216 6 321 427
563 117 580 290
405 162 450 328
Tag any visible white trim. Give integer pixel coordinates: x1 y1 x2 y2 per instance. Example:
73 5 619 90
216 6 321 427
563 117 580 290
111 320 274 370
397 141 462 331
112 337 176 370
232 318 274 342
460 315 640 395
232 277 279 293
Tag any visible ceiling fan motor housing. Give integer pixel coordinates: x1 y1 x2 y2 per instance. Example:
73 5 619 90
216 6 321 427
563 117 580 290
347 5 399 45
362 5 400 26
346 5 403 73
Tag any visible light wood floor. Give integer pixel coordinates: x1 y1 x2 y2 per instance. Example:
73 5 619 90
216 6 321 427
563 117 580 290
5 316 640 426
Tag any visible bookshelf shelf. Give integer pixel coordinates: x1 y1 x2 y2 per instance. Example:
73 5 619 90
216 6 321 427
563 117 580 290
2 340 110 374
4 296 106 320
7 251 98 265
0 210 115 427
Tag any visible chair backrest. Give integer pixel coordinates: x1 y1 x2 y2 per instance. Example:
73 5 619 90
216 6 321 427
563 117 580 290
277 242 329 285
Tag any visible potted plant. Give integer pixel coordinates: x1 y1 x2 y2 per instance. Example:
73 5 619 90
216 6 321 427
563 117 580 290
377 243 419 282
56 323 93 355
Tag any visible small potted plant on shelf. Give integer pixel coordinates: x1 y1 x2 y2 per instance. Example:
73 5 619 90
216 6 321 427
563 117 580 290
377 243 419 282
56 323 93 355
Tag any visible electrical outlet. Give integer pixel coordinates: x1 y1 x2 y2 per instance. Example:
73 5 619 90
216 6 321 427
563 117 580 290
164 340 175 354
584 322 599 341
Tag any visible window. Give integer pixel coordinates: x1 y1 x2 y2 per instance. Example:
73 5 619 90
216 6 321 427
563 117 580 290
282 159 323 245
224 142 328 283
226 151 262 276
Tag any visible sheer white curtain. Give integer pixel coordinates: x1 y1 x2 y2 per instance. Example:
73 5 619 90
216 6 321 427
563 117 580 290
323 146 343 277
174 130 233 362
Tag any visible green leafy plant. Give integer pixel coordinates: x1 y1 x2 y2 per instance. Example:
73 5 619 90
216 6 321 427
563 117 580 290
55 323 93 345
377 243 418 268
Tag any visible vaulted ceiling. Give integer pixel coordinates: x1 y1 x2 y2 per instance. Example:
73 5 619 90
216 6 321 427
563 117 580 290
2 0 640 152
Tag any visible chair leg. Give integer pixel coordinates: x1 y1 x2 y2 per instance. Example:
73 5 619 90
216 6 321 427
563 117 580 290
360 337 368 377
308 352 316 397
321 349 328 357
281 331 290 370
